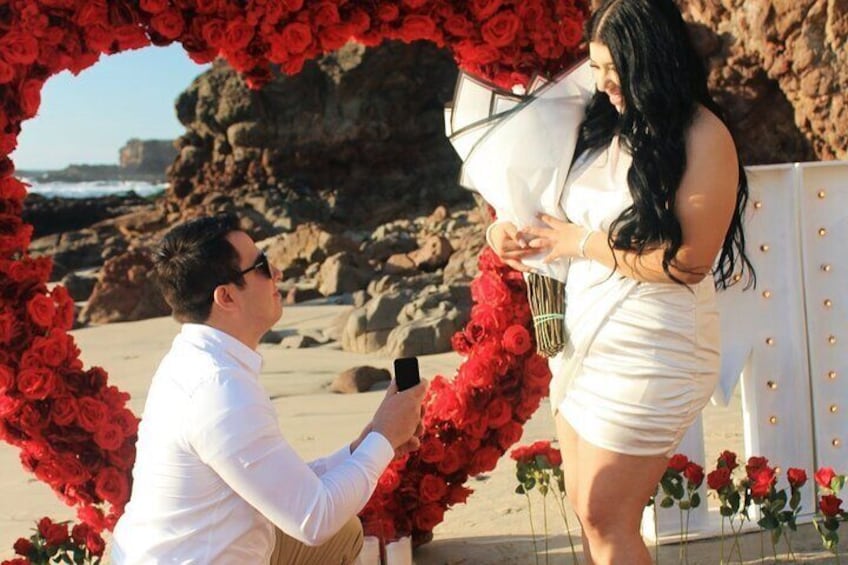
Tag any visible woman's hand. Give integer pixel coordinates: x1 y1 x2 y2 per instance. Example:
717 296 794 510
522 213 589 264
489 221 535 272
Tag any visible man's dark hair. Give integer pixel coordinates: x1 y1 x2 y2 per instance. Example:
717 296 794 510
153 214 246 323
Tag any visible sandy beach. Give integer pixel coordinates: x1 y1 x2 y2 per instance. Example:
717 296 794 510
0 302 839 563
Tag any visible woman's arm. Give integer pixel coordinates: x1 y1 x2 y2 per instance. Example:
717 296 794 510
525 108 740 284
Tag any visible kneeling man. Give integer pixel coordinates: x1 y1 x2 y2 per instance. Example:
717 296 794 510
111 214 426 564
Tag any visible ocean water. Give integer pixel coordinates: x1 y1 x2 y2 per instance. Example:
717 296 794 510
21 179 168 199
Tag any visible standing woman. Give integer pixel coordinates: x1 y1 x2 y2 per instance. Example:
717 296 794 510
489 0 754 563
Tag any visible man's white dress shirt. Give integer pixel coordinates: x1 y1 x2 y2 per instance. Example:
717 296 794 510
111 324 394 564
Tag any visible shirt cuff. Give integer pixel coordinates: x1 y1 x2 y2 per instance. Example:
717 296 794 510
357 431 395 469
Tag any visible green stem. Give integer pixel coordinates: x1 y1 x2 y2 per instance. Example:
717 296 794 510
554 488 578 565
729 516 744 564
760 529 765 563
654 502 660 565
525 492 540 565
684 506 691 565
542 490 549 565
679 507 685 564
771 532 778 562
782 528 797 563
720 516 726 564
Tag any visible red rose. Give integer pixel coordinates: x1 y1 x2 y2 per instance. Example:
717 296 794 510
111 408 140 436
77 505 106 533
376 4 400 22
26 294 56 328
115 25 150 51
139 0 168 14
470 0 504 20
486 397 512 428
201 19 226 47
717 450 738 471
668 454 689 473
280 22 312 55
19 79 43 119
546 447 563 467
0 32 39 64
37 517 69 547
557 19 583 48
402 0 429 9
481 11 521 47
94 423 125 451
502 325 531 355
787 468 807 490
816 467 838 491
683 462 705 488
151 9 185 40
451 331 472 355
51 396 78 426
471 272 510 306
523 354 551 391
514 390 542 420
17 367 57 400
0 364 13 394
108 439 137 471
12 537 33 556
413 502 445 531
94 467 130 505
0 59 14 85
195 0 221 14
398 15 437 43
437 443 466 475
446 484 473 505
749 467 776 499
85 530 106 556
820 494 844 518
419 473 448 503
77 397 108 432
444 15 475 37
225 19 254 50
496 420 523 450
49 285 76 331
31 331 76 368
745 456 769 478
378 467 400 492
419 436 445 463
59 454 88 486
707 467 732 491
311 1 340 27
468 445 500 475
471 303 509 334
0 395 23 417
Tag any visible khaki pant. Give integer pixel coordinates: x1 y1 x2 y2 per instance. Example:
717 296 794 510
269 517 364 565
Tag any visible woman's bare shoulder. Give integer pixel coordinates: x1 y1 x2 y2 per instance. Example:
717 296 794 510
684 105 737 170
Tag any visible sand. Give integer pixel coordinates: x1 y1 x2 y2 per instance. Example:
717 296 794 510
0 302 839 563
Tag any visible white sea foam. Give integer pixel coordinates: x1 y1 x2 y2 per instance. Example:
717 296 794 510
21 179 168 199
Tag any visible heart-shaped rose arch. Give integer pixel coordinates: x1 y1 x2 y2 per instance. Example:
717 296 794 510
0 0 588 551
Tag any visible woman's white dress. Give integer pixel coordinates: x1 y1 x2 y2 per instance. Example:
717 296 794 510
549 136 721 457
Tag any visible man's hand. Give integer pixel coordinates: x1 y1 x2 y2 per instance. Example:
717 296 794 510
370 380 428 450
489 222 535 272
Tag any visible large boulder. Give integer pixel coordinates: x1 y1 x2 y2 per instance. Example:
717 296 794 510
78 249 170 325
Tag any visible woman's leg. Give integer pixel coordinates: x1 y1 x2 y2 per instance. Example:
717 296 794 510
555 414 593 564
558 416 667 565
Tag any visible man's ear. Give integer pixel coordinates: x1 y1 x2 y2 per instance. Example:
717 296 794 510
211 284 237 313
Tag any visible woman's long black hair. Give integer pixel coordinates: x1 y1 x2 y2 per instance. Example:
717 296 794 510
575 0 754 289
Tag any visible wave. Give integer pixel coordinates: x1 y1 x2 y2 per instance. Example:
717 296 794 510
22 179 169 199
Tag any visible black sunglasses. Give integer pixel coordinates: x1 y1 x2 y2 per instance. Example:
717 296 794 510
239 251 273 278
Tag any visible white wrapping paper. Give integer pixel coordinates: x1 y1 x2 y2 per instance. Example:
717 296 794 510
446 60 595 282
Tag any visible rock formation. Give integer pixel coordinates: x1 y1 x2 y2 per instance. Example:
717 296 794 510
679 0 846 163
166 40 467 227
119 139 178 176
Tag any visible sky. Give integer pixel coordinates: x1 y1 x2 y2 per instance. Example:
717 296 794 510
12 44 210 171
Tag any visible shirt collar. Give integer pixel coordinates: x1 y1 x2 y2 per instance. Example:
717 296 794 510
179 323 263 375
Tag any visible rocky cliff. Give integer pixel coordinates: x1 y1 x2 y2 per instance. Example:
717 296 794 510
680 0 845 163
166 41 467 229
119 139 178 176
